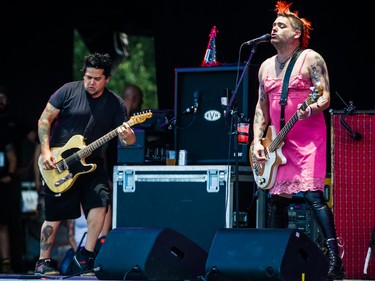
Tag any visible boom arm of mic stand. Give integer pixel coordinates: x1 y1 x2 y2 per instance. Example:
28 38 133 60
225 45 257 117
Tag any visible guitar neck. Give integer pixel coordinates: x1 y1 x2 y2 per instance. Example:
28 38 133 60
74 111 152 160
78 127 119 159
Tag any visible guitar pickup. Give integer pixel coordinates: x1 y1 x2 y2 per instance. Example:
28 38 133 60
253 164 259 175
56 159 69 173
55 173 73 187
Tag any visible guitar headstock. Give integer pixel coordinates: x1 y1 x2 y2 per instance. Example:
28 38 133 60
209 26 218 38
307 82 323 105
128 110 153 126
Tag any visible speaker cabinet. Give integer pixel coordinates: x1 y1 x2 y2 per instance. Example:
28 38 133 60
205 228 329 281
174 65 259 165
331 110 375 278
94 227 208 280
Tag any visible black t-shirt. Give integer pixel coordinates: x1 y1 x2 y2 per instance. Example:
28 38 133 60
0 134 12 177
48 81 127 159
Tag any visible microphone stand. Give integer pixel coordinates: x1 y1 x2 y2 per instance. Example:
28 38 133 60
225 44 257 117
226 44 258 228
232 109 241 228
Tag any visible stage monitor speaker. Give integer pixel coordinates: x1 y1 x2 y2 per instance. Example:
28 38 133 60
174 65 259 165
94 227 208 281
205 228 329 281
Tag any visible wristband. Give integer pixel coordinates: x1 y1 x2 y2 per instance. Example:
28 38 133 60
307 106 312 117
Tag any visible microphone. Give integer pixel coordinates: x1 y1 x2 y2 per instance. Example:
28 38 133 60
193 90 200 113
221 96 228 116
340 117 362 140
182 106 193 114
244 34 271 45
337 98 362 141
222 88 230 117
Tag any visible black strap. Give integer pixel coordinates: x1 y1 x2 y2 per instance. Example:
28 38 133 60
83 93 108 140
279 48 303 129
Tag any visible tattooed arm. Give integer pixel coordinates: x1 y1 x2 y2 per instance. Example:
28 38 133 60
304 50 331 113
37 102 60 170
252 63 270 163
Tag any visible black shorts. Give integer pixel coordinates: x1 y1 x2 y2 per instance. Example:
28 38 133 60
43 163 110 221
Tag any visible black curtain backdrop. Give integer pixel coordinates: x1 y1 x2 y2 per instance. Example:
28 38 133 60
152 0 374 112
0 0 373 131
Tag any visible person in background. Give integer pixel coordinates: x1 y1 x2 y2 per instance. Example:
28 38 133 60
0 89 22 274
123 84 144 118
0 131 17 274
102 83 145 236
103 83 145 231
1 88 43 274
251 2 344 280
34 52 136 276
17 128 40 183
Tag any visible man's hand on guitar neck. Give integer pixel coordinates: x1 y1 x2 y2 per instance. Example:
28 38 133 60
297 103 312 120
117 122 135 146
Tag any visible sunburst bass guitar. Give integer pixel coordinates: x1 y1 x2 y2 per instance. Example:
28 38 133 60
39 111 152 193
249 85 322 190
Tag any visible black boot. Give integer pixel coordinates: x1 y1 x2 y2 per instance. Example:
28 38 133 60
326 238 345 280
304 191 345 280
269 195 290 228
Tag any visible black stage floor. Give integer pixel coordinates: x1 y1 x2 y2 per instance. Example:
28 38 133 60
0 274 371 281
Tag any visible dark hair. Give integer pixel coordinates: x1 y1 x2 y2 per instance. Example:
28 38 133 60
81 52 113 78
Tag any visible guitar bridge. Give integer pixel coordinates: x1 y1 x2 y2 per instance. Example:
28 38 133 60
55 173 73 187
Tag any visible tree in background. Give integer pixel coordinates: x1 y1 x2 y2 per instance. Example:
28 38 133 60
73 30 158 111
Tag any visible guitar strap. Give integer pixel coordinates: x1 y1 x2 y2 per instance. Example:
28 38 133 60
83 92 109 141
279 48 303 129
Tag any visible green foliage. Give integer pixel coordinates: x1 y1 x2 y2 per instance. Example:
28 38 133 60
73 30 158 111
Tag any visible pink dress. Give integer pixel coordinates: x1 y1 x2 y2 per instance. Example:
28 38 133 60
263 50 326 195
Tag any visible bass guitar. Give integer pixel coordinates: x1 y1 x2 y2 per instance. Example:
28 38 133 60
39 111 152 193
249 85 322 190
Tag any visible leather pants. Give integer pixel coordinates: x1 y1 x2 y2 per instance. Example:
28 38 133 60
269 191 345 280
303 191 345 280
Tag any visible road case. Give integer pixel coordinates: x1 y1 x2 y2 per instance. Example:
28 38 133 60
113 165 234 252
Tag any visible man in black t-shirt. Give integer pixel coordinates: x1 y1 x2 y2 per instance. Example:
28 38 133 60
34 53 136 276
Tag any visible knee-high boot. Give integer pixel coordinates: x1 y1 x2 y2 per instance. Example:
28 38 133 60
304 191 345 280
269 195 290 228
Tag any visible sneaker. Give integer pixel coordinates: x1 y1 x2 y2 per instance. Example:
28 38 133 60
72 249 95 276
0 258 13 274
35 258 60 276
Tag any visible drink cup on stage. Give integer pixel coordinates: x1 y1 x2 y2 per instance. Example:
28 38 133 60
237 122 250 144
166 150 176 165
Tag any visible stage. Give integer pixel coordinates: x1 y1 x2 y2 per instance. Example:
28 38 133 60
0 274 372 281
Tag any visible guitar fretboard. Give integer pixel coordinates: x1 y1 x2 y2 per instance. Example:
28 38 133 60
76 111 151 160
269 101 309 153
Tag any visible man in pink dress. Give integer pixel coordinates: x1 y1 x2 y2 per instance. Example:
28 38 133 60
251 2 344 280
